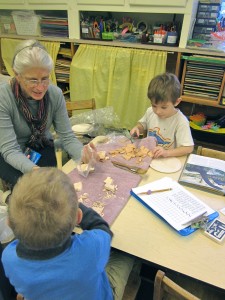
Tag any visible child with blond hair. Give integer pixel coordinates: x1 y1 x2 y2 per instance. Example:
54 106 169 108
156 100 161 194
2 167 134 300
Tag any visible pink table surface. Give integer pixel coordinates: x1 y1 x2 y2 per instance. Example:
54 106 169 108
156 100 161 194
68 136 156 225
68 160 141 225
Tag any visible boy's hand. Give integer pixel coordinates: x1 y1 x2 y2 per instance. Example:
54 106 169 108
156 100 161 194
152 146 168 158
130 127 140 137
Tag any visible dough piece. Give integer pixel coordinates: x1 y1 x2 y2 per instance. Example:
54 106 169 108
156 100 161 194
74 182 82 192
98 150 106 161
104 177 113 185
103 177 117 193
109 144 152 161
78 164 95 173
105 183 117 192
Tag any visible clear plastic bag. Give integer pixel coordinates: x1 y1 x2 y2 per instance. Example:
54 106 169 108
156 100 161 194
76 160 94 178
76 144 97 178
70 106 121 137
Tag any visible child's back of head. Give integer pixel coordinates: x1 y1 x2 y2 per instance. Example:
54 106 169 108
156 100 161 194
148 72 181 104
8 167 78 250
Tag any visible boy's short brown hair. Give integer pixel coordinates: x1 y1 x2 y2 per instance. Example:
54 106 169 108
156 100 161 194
147 72 181 105
8 167 78 250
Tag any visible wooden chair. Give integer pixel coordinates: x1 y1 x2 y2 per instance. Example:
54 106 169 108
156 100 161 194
122 262 142 300
153 270 200 300
66 98 96 117
196 146 225 161
0 179 11 192
54 98 96 169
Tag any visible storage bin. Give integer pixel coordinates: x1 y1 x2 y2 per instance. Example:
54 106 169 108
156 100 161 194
198 4 221 12
190 121 225 146
197 11 218 18
193 25 216 34
12 11 40 36
102 32 114 40
0 15 16 34
192 33 211 40
196 18 217 26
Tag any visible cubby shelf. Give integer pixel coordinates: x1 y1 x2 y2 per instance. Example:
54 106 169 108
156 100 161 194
0 0 225 111
181 95 225 109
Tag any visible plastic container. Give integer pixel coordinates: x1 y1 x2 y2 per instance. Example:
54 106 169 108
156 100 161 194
0 15 17 34
190 122 225 146
12 11 40 36
167 31 178 44
102 32 114 40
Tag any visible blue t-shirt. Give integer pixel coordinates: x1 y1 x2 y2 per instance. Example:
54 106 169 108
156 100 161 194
2 229 113 300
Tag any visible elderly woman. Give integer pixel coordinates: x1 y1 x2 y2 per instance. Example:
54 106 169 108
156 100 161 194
0 39 97 197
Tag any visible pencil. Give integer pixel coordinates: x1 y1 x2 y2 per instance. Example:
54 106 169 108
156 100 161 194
138 188 172 195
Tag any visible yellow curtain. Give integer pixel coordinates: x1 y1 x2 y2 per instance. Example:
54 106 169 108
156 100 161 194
1 38 60 84
70 44 167 129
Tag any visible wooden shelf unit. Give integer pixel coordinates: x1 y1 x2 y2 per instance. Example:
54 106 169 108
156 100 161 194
0 0 199 48
180 95 225 108
55 42 77 100
0 37 78 101
0 0 225 113
180 54 225 110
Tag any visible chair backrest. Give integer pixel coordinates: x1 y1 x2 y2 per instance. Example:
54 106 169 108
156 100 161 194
66 98 96 117
153 270 200 300
196 146 225 161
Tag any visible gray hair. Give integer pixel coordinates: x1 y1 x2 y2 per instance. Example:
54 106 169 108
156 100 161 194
12 40 53 74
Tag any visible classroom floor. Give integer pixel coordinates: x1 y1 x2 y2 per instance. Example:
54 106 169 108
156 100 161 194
135 264 155 299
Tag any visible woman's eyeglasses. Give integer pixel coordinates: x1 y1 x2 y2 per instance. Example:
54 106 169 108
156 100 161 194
21 76 50 88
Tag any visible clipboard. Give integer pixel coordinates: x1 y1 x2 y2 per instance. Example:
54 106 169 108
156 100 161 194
130 177 219 236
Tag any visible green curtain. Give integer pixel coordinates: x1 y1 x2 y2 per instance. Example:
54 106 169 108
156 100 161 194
1 38 60 84
70 44 167 129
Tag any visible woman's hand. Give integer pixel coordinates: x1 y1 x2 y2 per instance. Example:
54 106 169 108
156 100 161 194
81 142 99 164
32 166 40 171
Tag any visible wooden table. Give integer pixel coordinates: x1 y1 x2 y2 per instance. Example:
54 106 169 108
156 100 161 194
63 157 225 290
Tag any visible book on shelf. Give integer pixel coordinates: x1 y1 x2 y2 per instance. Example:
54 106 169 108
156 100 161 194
179 154 225 196
183 91 218 99
130 177 218 236
185 74 221 82
58 48 72 58
184 84 219 91
185 78 221 86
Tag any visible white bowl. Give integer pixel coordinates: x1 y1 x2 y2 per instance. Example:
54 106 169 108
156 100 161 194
72 124 94 135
